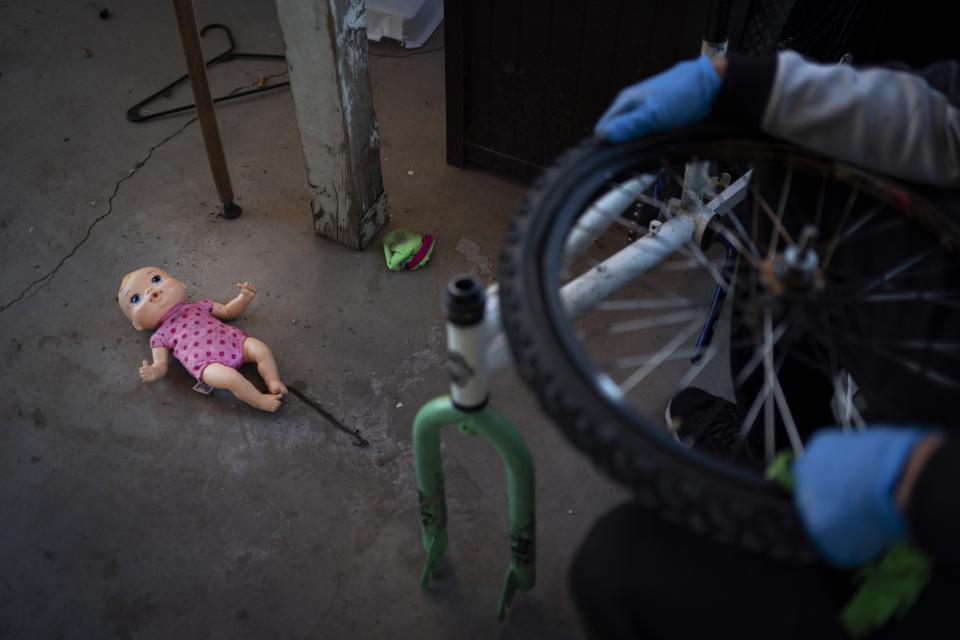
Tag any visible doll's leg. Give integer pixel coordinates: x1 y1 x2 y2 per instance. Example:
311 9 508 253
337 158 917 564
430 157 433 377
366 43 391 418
242 337 287 396
202 363 283 412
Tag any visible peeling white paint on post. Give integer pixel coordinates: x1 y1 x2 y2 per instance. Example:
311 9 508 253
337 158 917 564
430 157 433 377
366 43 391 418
276 0 388 249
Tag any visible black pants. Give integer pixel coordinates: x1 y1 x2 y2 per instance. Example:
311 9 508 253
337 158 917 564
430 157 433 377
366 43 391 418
570 501 959 640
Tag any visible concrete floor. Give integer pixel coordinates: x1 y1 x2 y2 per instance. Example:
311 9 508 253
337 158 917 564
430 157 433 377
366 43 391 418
0 2 628 638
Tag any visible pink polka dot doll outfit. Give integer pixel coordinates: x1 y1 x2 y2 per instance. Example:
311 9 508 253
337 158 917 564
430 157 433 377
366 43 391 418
149 299 247 380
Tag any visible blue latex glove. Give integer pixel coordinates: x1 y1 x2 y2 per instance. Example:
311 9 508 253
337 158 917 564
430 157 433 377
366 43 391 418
594 55 722 143
794 427 930 569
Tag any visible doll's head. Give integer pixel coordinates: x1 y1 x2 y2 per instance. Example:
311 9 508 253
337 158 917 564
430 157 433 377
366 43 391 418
117 267 187 331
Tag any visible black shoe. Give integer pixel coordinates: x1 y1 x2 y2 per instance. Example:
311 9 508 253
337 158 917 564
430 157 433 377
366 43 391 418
665 387 742 455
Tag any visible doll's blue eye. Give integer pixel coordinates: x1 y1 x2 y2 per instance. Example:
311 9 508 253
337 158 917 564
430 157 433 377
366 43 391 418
130 294 142 304
151 275 162 285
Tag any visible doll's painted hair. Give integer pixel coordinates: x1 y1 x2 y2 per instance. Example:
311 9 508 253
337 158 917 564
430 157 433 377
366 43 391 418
117 271 135 301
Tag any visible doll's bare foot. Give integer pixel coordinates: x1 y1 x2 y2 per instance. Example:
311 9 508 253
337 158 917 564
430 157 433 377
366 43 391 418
203 364 284 413
252 392 284 413
243 337 287 396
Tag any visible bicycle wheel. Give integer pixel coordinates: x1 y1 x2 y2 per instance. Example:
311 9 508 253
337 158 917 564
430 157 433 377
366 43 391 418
498 125 960 559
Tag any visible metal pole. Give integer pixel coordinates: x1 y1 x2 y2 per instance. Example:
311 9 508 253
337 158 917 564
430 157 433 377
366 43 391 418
171 0 241 219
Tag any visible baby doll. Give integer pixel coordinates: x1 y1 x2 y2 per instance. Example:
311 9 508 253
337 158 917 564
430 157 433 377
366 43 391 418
118 266 287 412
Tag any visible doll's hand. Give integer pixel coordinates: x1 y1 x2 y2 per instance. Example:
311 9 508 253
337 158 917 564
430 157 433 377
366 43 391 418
237 281 257 301
139 360 166 383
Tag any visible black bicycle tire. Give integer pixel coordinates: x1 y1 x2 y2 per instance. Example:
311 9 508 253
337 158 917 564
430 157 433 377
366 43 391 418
498 124 960 561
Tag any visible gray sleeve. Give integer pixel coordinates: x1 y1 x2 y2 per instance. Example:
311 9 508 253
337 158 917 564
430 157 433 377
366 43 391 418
762 51 960 187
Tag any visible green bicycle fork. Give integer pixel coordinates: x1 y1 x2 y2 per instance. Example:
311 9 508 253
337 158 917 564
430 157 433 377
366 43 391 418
412 276 536 620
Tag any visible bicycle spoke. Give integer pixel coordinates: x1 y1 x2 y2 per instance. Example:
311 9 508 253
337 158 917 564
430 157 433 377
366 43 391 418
735 347 783 458
775 165 793 230
605 320 752 379
833 372 867 432
771 367 805 454
838 203 884 244
750 162 761 255
734 357 775 462
771 166 796 254
864 348 960 391
606 310 706 335
824 332 960 355
813 170 827 229
855 216 906 240
809 306 879 431
785 331 863 433
618 320 704 393
831 248 934 302
820 186 860 270
678 340 722 388
613 347 702 370
753 179 795 256
677 243 730 293
784 337 846 386
728 309 806 462
709 225 764 271
611 333 753 372
857 291 960 309
732 312 795 389
823 265 960 314
720 211 763 263
761 309 780 462
596 297 699 311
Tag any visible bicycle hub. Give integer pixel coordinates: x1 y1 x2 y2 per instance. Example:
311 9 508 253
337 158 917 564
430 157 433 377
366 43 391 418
761 225 823 295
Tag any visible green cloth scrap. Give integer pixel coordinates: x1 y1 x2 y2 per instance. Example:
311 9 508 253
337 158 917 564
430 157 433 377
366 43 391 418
383 228 433 271
841 542 932 638
765 450 796 491
764 451 932 638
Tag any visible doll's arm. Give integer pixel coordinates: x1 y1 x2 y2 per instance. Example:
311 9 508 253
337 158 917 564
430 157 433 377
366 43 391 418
212 282 257 320
139 347 169 383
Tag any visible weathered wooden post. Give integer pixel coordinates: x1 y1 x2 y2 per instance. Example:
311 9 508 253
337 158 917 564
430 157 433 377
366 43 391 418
276 0 388 249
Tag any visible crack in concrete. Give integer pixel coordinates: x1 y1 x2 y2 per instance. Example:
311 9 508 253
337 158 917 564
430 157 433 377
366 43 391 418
0 117 199 316
0 70 294 317
316 544 342 627
287 384 369 447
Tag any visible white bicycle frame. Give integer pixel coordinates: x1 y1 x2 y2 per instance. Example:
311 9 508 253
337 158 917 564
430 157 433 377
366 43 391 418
483 41 746 378
484 169 751 376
